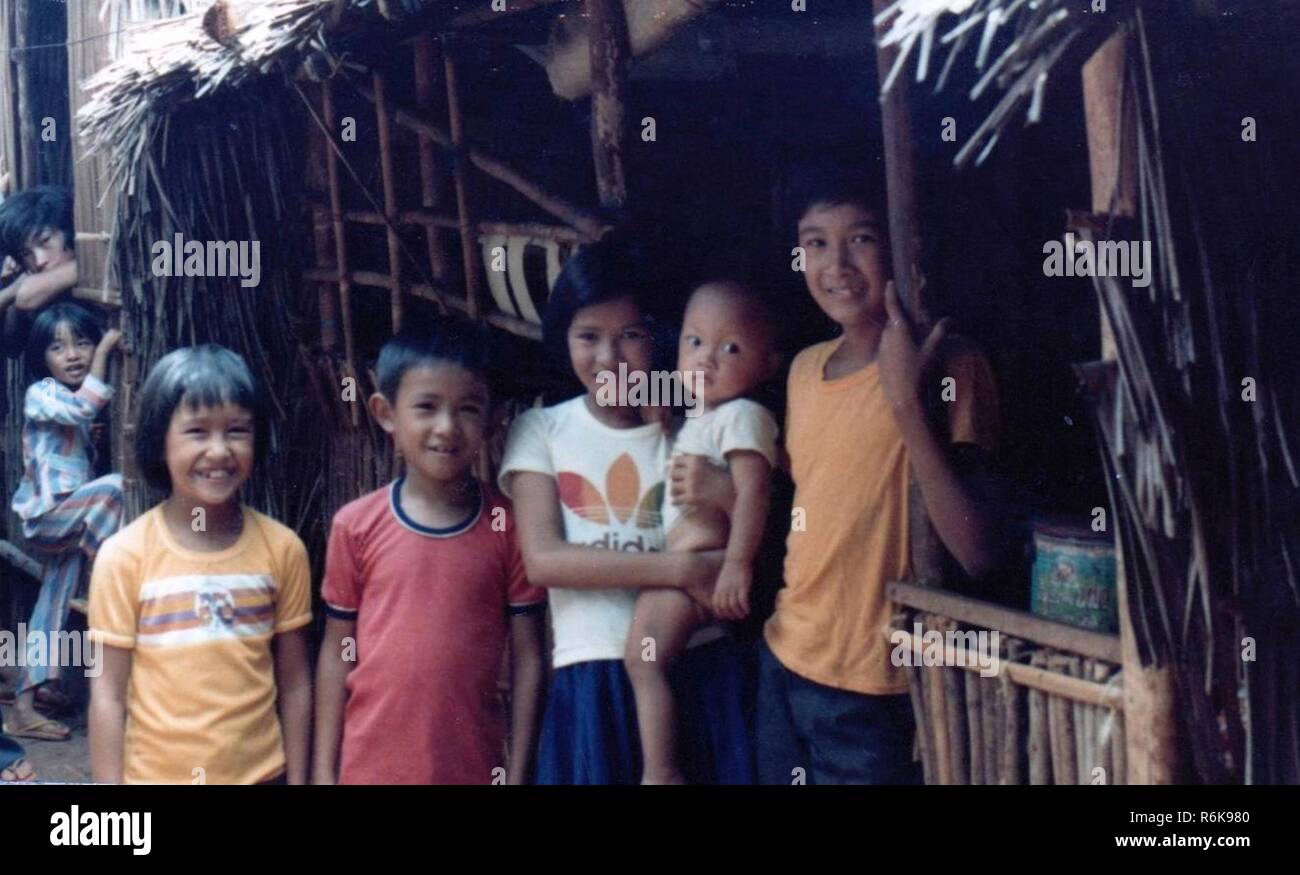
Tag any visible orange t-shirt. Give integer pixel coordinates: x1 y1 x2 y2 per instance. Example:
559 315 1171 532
764 338 998 694
88 505 312 784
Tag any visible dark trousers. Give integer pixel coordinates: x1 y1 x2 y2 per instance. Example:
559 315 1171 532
755 639 920 785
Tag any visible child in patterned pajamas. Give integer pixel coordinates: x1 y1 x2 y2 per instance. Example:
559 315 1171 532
4 302 123 741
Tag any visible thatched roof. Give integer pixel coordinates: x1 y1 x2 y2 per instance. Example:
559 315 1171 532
79 0 456 156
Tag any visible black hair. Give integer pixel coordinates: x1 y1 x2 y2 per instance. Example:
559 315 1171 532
0 186 75 261
375 313 494 402
781 162 888 241
25 302 103 381
134 345 268 493
542 232 663 367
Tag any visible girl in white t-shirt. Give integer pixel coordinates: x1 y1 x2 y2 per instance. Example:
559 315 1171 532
499 237 755 784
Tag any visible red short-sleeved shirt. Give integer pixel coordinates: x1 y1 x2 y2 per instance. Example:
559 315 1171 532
322 480 544 784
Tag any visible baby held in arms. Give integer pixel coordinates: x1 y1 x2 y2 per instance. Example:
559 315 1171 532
624 279 782 784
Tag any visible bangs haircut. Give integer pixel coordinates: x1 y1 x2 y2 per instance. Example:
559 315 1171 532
542 232 661 364
0 185 75 259
376 313 494 403
783 162 888 242
25 302 103 381
135 345 268 492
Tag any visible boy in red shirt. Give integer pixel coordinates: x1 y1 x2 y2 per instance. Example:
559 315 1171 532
312 316 546 784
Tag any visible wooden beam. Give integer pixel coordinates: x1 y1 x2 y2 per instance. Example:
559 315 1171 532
350 76 608 240
888 581 1122 663
413 33 454 284
588 0 630 212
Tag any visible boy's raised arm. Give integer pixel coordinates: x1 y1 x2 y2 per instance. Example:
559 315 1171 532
89 644 132 784
274 629 312 785
312 616 355 785
509 471 722 605
13 260 76 310
506 611 546 785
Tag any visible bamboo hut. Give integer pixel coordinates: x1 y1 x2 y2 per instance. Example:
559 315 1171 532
0 0 1295 785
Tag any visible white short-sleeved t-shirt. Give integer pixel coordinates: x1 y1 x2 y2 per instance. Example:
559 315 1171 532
499 396 721 668
664 398 779 532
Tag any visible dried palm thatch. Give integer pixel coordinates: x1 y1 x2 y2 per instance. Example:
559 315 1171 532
80 0 437 167
879 2 1299 783
875 0 1115 167
108 81 333 565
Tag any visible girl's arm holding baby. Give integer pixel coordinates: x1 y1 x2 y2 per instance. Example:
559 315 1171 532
712 451 771 620
511 471 724 607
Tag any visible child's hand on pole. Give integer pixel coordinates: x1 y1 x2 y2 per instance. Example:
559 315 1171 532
91 329 124 383
878 279 948 418
96 328 123 358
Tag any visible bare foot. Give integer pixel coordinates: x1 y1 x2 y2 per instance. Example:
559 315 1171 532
0 758 36 781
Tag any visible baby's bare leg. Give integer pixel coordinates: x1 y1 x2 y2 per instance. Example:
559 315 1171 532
625 587 708 784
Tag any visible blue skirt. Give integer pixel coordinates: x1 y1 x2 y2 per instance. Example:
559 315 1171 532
537 636 756 785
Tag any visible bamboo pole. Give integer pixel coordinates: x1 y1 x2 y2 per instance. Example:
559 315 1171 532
443 42 482 319
321 80 359 426
943 641 969 784
312 206 338 350
923 616 952 784
1001 639 1023 784
1081 27 1178 785
413 33 454 284
372 70 405 332
351 77 607 241
588 0 630 212
981 673 999 783
1070 656 1087 783
1028 651 1050 785
906 645 934 784
965 670 983 785
13 0 37 189
870 0 947 585
887 629 1125 708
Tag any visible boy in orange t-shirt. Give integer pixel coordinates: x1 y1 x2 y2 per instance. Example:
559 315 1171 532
755 165 1001 784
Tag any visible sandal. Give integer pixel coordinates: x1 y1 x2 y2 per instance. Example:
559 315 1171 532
3 717 71 742
0 758 36 781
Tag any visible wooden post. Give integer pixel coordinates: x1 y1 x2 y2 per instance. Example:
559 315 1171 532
871 0 944 586
588 0 630 213
414 33 453 284
1081 27 1178 785
12 0 37 189
372 70 405 333
444 40 482 319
